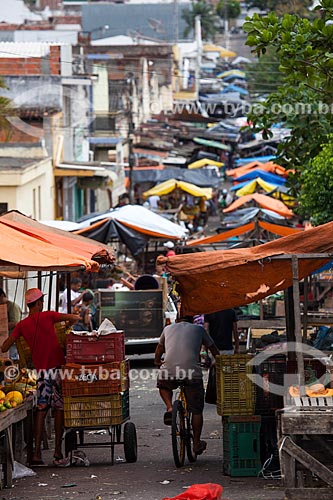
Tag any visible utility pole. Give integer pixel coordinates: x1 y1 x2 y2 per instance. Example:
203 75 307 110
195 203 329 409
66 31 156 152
173 0 179 43
127 74 135 203
224 0 229 50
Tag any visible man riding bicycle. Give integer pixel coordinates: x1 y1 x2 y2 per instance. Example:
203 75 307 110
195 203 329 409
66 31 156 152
154 316 219 456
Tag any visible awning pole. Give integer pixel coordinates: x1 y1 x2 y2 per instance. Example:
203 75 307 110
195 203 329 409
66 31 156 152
292 255 305 395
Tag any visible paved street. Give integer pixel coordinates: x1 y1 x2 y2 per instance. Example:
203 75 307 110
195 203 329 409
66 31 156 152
3 358 285 500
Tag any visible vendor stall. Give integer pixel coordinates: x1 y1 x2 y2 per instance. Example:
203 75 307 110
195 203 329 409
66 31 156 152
0 210 115 483
159 222 333 497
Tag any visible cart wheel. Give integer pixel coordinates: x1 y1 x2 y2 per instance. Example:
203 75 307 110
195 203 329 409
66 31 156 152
65 430 77 456
123 422 137 463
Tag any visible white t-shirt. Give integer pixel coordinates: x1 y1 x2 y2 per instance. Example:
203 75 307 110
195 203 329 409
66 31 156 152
60 289 81 313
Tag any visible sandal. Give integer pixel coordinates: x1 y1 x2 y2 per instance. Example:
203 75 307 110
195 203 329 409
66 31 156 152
194 440 207 456
163 411 172 426
53 457 71 468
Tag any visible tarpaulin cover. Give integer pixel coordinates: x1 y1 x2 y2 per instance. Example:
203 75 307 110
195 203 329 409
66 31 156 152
223 193 294 218
187 222 255 246
74 205 187 256
193 137 232 152
157 221 333 315
187 220 302 246
0 211 113 265
187 159 223 170
0 217 101 272
75 218 148 257
126 167 220 187
162 483 223 500
227 162 287 179
231 169 286 185
232 178 294 204
143 179 212 200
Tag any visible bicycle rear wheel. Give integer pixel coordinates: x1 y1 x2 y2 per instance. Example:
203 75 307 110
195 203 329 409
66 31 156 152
172 400 186 467
185 412 197 463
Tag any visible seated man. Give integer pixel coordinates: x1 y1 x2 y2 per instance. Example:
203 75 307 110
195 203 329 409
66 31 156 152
154 315 219 456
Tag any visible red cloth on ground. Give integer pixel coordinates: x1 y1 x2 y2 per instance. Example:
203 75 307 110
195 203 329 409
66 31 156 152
11 311 64 370
162 483 223 500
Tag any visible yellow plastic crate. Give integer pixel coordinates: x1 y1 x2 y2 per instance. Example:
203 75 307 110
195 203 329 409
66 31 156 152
64 391 129 428
216 355 255 416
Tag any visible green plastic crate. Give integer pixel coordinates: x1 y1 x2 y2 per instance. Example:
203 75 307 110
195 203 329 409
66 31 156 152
216 355 256 416
223 415 262 477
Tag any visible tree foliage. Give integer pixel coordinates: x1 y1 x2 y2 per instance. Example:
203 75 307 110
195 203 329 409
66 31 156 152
298 139 333 225
0 78 15 135
245 0 313 15
216 0 241 21
243 1 333 223
182 0 218 40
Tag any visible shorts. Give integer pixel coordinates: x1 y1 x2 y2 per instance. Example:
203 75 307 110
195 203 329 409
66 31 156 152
157 377 204 415
37 369 63 411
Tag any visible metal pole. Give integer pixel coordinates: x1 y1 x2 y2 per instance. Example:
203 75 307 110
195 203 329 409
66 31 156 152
127 75 135 203
292 255 305 395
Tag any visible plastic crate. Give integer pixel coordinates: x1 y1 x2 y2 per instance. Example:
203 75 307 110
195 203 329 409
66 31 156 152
216 355 256 416
64 390 129 428
255 355 286 416
223 415 262 477
62 360 130 397
66 331 125 364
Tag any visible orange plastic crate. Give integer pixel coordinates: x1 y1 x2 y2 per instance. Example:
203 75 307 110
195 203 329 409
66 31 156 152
62 360 129 397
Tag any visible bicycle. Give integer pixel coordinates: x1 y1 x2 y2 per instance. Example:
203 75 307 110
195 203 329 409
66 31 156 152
171 384 197 468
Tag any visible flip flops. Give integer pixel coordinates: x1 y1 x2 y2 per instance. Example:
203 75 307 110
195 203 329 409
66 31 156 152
163 411 172 426
53 457 71 467
194 440 207 456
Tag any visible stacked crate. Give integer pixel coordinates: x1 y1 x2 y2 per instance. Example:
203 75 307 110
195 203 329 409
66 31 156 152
62 331 129 428
216 355 261 476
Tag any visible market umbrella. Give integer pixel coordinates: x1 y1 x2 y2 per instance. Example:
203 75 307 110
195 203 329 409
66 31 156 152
203 44 237 58
223 193 294 218
217 69 246 79
187 158 223 170
142 179 212 200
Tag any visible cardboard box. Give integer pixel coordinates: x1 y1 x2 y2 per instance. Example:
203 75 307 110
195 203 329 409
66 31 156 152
275 300 285 317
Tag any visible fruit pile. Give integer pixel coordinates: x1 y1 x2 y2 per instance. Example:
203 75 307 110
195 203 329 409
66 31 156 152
0 390 23 412
0 368 37 413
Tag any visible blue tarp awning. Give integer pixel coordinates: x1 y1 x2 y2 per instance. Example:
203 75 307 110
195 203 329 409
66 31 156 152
232 169 286 186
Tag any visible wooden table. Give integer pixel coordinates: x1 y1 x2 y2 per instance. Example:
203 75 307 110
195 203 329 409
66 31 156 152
0 394 36 489
278 405 333 500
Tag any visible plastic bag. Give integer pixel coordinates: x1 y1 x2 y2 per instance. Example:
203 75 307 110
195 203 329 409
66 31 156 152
162 483 223 500
205 366 217 405
97 318 117 336
13 461 36 479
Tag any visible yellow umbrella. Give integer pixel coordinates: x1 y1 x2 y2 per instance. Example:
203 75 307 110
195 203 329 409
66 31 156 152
188 158 224 170
218 69 246 79
203 44 237 58
143 179 212 199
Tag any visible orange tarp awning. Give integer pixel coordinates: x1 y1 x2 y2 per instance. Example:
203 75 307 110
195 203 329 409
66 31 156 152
157 221 333 315
0 211 114 271
258 220 302 237
227 161 288 179
0 222 99 272
223 193 294 218
187 222 255 246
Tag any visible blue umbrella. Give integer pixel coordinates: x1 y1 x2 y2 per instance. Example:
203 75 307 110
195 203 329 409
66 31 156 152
233 169 286 185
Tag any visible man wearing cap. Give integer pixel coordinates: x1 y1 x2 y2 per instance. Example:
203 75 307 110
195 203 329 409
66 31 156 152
163 241 176 257
1 288 79 467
